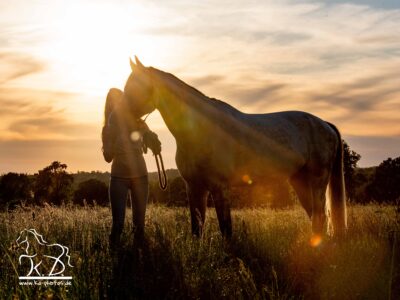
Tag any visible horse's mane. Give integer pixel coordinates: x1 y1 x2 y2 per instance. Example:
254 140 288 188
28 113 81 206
150 68 242 116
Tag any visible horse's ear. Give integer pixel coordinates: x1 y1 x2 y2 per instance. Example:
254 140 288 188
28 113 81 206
130 56 146 72
135 56 145 69
130 57 136 71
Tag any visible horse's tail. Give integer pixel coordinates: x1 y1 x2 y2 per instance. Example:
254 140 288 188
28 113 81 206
326 122 347 237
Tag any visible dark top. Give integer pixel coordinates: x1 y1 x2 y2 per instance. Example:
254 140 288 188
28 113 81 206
102 111 148 178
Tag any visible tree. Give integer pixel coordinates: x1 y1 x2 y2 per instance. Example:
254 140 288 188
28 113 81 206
0 173 32 209
367 157 400 204
168 177 188 206
343 141 361 202
33 161 73 206
73 179 108 206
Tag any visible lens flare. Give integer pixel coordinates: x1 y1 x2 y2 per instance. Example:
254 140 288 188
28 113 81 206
310 234 322 247
130 131 141 142
242 174 253 185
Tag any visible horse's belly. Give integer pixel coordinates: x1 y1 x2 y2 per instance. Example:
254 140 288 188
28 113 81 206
208 147 304 186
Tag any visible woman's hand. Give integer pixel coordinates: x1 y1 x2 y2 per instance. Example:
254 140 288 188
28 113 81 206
142 131 161 155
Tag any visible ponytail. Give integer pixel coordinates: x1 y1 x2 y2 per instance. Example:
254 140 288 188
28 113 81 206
104 88 123 125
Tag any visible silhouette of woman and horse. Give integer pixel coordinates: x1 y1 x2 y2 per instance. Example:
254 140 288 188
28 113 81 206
104 56 347 247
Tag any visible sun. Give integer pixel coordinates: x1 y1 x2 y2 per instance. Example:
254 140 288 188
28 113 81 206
35 1 171 98
10 1 180 127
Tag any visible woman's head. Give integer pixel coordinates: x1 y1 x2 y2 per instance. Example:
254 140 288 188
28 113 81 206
104 88 124 125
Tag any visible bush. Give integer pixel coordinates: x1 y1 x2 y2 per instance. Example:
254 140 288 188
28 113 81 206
73 179 109 206
367 157 400 204
0 173 32 210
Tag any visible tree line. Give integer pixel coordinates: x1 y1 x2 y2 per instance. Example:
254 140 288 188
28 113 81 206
0 142 399 210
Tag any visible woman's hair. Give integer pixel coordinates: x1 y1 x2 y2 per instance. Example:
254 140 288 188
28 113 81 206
104 88 124 125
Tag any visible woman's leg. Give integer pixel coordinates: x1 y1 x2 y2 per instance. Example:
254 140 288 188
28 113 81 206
130 176 149 242
109 177 130 249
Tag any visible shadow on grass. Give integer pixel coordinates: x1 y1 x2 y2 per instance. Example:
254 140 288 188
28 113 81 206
107 231 187 300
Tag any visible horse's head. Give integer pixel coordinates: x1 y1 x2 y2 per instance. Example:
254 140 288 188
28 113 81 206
123 56 157 118
16 229 47 254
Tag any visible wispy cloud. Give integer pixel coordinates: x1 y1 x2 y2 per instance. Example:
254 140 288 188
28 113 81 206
0 0 399 171
0 139 103 174
0 87 98 141
296 0 400 10
8 117 98 140
0 52 45 85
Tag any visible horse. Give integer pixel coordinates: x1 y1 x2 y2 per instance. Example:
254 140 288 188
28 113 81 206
123 57 347 240
16 229 73 276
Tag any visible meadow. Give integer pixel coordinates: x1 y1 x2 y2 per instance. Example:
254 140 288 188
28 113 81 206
0 204 399 299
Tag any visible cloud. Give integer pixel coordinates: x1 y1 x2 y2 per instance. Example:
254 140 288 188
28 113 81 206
296 0 400 10
8 117 98 140
0 87 98 141
224 83 288 110
305 69 400 114
0 88 59 118
0 52 45 85
0 139 103 174
187 75 225 88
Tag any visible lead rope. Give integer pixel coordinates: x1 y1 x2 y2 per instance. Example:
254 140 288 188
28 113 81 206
139 112 167 189
138 96 166 189
155 153 168 190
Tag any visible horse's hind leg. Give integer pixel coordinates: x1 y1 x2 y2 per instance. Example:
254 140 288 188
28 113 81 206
290 170 313 218
310 173 330 236
211 189 232 239
291 169 329 236
186 181 209 237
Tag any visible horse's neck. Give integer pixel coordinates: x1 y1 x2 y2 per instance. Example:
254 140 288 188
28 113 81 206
153 70 209 138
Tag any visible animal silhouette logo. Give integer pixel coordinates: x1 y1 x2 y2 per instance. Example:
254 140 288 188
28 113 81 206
16 229 73 279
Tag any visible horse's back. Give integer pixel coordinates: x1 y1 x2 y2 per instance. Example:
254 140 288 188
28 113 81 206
230 110 338 177
248 110 339 172
244 110 336 145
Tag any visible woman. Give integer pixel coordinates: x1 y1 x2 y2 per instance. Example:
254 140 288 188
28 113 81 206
102 88 160 249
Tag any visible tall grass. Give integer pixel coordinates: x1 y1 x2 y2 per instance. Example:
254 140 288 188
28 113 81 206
0 204 398 299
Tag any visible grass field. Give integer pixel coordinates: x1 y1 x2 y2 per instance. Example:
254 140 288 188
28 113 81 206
1 204 399 299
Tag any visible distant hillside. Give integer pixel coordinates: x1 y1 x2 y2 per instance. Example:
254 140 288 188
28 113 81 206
72 169 181 188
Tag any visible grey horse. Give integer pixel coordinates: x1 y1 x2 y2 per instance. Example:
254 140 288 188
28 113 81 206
123 57 347 241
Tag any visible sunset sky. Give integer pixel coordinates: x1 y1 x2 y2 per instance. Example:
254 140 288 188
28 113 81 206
1 0 399 174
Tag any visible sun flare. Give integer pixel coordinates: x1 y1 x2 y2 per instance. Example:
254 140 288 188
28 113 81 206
310 234 322 247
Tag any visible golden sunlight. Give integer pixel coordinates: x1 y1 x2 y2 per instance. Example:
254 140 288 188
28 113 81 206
34 1 171 99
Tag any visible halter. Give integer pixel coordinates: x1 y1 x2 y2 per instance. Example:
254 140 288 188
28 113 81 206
143 112 152 122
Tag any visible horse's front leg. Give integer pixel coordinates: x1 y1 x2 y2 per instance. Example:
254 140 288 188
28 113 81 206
211 189 232 239
186 182 209 237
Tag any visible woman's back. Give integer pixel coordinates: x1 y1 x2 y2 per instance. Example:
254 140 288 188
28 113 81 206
107 109 147 178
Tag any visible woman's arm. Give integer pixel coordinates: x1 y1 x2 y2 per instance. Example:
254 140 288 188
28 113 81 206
101 123 116 163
